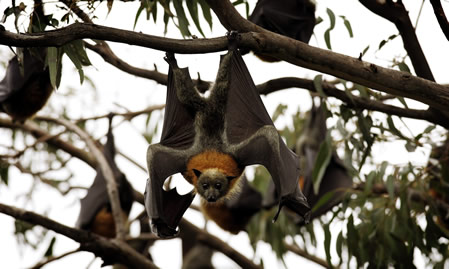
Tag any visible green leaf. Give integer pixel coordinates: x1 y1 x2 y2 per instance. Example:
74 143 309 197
107 0 114 14
423 125 436 134
324 29 332 50
151 0 158 23
173 0 191 37
311 191 335 213
386 175 395 199
163 10 170 35
198 0 212 29
327 8 336 29
324 223 333 267
364 171 375 193
312 133 333 194
186 0 205 37
398 62 411 73
340 15 353 38
44 237 56 257
386 115 407 139
272 104 287 123
47 47 62 88
134 4 145 29
405 141 417 152
313 74 326 97
63 40 91 84
378 34 398 50
361 45 369 57
396 96 409 109
0 161 9 185
336 231 343 263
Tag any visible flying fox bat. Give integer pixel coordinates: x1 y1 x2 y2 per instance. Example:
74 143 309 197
0 1 53 123
76 116 134 238
144 32 310 238
245 0 316 62
0 48 53 123
202 174 262 234
265 100 352 222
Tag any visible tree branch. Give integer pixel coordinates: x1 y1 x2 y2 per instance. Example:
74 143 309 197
359 0 435 81
179 219 261 269
0 118 96 167
202 0 449 116
285 243 330 268
30 249 80 269
1 23 449 114
257 77 449 128
0 203 157 269
429 0 449 42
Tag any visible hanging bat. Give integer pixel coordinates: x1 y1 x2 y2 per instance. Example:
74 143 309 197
0 48 53 123
144 32 310 238
296 100 352 219
0 1 53 123
201 174 262 234
244 0 316 62
76 116 134 238
265 99 353 222
182 242 215 269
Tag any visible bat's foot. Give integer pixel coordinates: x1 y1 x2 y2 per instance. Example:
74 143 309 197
226 30 240 50
164 52 178 68
150 218 179 238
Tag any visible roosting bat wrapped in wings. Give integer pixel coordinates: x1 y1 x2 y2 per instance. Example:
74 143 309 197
243 0 316 62
76 116 134 238
0 48 53 123
265 99 353 222
144 32 310 238
0 1 53 123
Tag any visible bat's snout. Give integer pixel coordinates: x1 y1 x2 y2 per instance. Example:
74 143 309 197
207 196 217 202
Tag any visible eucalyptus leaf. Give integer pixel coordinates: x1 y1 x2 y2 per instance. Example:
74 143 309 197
173 0 191 37
186 0 205 37
312 133 332 194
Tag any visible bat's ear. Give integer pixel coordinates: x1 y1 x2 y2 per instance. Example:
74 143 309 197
193 169 202 178
227 176 237 182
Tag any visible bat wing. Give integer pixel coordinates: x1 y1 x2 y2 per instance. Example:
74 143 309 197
145 145 195 238
159 66 196 149
226 50 310 222
76 170 110 230
145 62 196 238
249 0 316 43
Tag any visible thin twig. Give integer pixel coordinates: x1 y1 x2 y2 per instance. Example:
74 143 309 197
30 248 80 269
285 243 331 268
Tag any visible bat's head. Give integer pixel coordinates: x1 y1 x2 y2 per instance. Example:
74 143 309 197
193 168 237 203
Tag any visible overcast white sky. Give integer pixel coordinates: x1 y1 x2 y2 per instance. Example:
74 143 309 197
0 0 448 268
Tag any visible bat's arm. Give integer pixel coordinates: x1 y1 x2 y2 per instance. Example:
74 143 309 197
145 144 195 238
231 125 310 222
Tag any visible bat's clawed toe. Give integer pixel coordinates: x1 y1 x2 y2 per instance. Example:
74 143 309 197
164 52 178 67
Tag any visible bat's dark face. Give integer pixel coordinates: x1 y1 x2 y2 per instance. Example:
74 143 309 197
193 169 236 202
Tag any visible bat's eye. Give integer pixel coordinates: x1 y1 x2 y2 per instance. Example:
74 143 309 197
202 183 209 190
214 183 222 190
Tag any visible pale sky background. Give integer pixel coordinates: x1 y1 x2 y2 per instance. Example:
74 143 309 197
0 0 448 268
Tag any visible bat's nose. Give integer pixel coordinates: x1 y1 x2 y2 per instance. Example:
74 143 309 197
207 196 217 202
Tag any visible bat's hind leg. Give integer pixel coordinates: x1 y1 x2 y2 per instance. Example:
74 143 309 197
165 52 206 111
